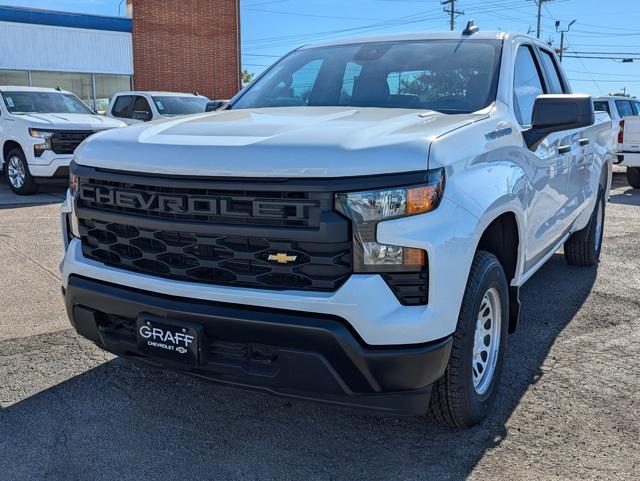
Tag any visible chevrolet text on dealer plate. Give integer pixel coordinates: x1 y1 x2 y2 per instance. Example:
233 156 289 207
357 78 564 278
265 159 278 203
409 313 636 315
60 27 613 428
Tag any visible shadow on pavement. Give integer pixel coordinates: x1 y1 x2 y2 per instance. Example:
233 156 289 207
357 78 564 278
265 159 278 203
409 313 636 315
0 254 597 480
608 187 640 206
0 176 66 209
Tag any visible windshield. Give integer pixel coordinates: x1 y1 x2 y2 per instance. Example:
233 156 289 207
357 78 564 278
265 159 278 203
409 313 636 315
152 96 209 116
233 39 502 113
1 91 93 114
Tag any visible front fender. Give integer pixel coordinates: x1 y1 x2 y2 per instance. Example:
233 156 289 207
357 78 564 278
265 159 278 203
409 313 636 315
446 158 528 283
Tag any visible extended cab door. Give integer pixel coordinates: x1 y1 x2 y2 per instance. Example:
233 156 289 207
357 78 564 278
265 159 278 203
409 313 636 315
537 46 593 220
513 44 574 270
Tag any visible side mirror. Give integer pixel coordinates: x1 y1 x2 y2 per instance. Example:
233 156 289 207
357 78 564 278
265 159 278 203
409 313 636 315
205 100 229 112
132 110 152 121
523 94 594 150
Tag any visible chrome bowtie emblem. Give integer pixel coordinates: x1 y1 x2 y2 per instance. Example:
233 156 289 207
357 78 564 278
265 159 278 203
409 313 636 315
176 347 188 354
268 253 298 264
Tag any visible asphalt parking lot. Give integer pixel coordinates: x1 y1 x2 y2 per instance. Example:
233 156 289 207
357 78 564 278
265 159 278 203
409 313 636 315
0 173 639 481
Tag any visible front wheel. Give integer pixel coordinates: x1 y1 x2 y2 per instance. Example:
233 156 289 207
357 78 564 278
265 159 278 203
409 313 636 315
627 167 640 189
564 190 605 267
3 148 39 195
428 251 509 428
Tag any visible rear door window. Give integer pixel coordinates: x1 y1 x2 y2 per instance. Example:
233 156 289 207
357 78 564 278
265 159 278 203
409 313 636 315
616 100 634 118
111 95 133 118
632 101 640 115
538 49 566 94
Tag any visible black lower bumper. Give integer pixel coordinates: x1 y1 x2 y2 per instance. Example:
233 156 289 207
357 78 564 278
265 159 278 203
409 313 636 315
64 275 452 415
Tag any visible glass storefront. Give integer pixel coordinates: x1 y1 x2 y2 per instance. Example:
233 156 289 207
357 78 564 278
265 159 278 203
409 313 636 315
94 74 133 114
0 69 29 86
31 71 94 109
0 69 131 113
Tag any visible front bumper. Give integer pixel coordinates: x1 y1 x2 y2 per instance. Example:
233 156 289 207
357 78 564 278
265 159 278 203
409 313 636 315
64 275 452 415
27 151 73 178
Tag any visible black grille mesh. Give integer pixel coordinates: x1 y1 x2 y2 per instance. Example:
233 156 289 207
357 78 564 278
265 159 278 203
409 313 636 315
80 219 352 291
51 131 95 155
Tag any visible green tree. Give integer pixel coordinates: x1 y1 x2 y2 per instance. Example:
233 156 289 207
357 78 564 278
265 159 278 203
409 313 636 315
241 70 255 86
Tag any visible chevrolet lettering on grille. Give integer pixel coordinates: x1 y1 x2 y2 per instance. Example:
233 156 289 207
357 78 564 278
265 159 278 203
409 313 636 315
79 185 318 220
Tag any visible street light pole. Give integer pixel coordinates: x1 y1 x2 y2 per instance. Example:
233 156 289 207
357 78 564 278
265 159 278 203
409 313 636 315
556 19 576 63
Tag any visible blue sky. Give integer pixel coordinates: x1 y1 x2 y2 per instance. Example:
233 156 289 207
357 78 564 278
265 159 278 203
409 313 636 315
4 0 640 97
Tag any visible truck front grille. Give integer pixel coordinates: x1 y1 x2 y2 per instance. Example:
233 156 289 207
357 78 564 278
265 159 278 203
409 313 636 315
79 218 352 292
77 178 330 228
51 130 95 155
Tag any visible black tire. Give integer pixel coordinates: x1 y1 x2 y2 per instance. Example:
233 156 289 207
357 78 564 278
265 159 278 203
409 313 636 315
428 251 509 428
3 148 39 195
564 190 605 266
627 167 640 189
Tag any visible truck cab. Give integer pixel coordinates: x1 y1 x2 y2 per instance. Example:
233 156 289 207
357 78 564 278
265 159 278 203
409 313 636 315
107 91 210 124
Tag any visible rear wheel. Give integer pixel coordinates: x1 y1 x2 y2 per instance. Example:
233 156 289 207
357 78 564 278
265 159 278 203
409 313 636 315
428 251 509 428
564 190 605 266
3 148 39 195
627 167 640 189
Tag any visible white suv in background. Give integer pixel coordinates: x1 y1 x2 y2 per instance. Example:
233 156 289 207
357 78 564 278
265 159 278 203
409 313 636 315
107 91 210 124
0 86 125 195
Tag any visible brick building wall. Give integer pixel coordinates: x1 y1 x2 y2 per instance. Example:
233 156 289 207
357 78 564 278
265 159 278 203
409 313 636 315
127 0 240 100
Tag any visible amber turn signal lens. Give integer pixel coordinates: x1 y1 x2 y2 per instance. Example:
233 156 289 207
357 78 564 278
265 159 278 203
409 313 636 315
69 173 79 195
403 247 426 267
407 185 442 215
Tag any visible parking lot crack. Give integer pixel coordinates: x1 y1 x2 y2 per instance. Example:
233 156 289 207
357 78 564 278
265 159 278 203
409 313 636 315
0 237 60 281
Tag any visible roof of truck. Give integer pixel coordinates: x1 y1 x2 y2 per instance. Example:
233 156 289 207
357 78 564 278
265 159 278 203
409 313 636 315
0 86 73 94
114 91 209 98
300 30 513 49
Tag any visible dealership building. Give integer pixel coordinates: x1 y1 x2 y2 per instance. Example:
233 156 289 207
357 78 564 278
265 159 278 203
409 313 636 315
0 1 240 113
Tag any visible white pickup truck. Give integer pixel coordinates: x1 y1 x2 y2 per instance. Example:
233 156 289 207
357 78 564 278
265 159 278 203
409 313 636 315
618 116 640 188
60 29 613 428
0 86 125 195
107 91 210 124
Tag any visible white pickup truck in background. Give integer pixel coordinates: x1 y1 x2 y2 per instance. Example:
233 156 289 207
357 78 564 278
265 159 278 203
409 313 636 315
593 96 640 188
107 91 210 124
0 86 125 195
619 117 640 188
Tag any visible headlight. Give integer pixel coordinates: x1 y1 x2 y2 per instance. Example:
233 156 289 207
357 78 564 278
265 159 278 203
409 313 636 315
336 169 444 272
29 128 54 156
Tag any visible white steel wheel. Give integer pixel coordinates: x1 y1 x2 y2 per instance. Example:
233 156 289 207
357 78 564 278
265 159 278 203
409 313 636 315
472 287 502 395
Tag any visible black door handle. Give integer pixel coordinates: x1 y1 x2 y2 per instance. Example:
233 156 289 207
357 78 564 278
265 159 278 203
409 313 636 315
558 145 571 154
579 138 590 146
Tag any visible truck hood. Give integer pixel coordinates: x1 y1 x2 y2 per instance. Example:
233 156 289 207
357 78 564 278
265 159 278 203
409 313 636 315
75 107 484 177
17 113 126 131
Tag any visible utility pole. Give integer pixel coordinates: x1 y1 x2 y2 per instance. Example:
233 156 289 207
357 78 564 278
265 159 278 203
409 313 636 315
441 0 464 31
534 0 554 39
555 19 576 63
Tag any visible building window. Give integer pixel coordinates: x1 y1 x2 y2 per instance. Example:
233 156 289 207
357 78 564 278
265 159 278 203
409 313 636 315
94 74 132 114
0 70 29 86
30 71 94 110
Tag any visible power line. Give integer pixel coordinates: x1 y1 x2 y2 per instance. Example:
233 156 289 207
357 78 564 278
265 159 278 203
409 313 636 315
534 0 554 39
441 0 463 31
